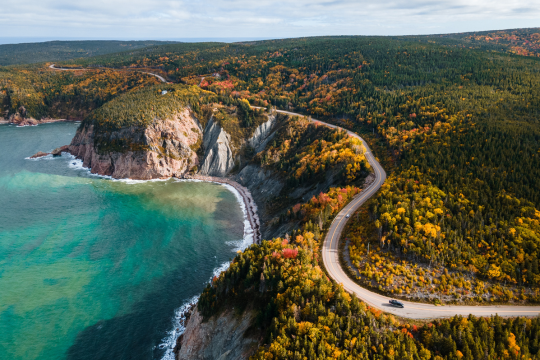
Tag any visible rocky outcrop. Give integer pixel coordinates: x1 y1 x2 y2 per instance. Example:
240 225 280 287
9 106 39 126
30 151 50 159
176 307 260 360
198 117 235 177
51 145 69 156
68 108 201 179
30 145 69 159
248 114 277 153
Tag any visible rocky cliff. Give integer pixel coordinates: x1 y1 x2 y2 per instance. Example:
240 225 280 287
67 101 280 180
198 117 235 177
175 307 260 360
248 114 277 153
198 113 278 177
233 164 285 238
6 106 39 126
68 108 201 179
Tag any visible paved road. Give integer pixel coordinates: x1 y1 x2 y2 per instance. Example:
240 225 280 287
257 108 540 319
49 64 168 83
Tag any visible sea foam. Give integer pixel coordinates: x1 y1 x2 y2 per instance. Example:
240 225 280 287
59 157 256 358
157 181 255 359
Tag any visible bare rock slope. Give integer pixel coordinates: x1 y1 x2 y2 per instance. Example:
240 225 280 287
69 109 202 179
198 117 235 177
176 307 260 360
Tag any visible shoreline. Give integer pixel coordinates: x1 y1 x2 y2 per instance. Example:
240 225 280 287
182 174 261 244
0 118 81 126
158 174 261 360
42 149 260 243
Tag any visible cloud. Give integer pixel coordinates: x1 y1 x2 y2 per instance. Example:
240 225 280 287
0 0 538 39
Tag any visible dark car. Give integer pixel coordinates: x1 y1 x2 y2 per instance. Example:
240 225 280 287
389 299 404 308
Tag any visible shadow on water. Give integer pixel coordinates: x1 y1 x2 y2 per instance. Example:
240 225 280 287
66 194 244 360
66 266 185 360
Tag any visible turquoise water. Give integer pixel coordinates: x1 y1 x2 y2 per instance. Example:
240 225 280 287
0 123 246 360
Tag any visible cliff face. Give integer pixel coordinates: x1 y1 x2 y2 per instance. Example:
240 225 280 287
233 164 285 238
6 106 39 126
248 114 277 153
68 108 201 179
176 307 260 360
67 103 280 180
198 117 235 177
198 113 278 177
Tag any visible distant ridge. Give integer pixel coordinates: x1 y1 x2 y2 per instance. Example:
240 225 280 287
0 40 177 66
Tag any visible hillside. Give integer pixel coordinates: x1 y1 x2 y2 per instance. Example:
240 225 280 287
65 83 372 236
4 30 540 359
422 27 540 57
0 40 176 66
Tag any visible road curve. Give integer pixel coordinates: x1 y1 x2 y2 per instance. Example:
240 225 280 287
49 64 168 83
255 107 540 319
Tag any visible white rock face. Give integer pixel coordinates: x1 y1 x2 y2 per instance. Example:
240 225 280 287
248 114 277 153
199 113 277 177
199 117 235 176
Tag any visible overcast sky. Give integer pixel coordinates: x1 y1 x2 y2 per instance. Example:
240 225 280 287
1 0 539 42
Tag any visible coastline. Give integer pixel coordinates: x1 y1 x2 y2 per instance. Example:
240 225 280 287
182 174 261 244
158 175 260 360
1 118 81 126
57 150 260 243
57 153 260 360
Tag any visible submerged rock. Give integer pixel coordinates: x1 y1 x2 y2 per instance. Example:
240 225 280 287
30 151 50 159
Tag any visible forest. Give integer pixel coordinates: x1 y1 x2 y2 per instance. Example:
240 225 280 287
0 65 162 120
2 30 540 358
199 229 540 359
0 40 175 66
256 115 369 188
427 28 540 57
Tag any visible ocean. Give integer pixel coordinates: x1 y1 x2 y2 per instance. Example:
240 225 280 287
0 122 248 360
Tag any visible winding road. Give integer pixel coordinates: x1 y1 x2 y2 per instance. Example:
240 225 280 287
49 64 168 83
44 63 540 318
261 108 540 319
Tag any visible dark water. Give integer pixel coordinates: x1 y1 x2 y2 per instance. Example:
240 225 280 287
0 123 246 360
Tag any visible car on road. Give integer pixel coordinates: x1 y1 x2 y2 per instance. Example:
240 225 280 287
389 299 404 308
346 214 350 218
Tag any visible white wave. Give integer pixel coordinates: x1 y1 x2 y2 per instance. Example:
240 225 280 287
174 178 255 250
157 295 199 360
220 182 255 248
174 178 204 183
157 261 234 359
119 178 170 184
156 180 255 360
63 153 171 184
63 153 116 180
213 261 232 278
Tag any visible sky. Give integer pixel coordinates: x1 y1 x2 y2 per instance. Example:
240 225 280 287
0 0 539 42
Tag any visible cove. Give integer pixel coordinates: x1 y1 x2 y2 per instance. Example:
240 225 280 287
0 123 246 360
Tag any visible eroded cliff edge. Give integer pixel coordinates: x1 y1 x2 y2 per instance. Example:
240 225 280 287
69 109 202 179
175 306 260 360
66 85 278 182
